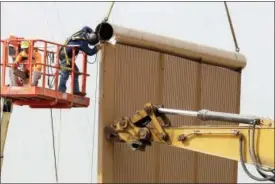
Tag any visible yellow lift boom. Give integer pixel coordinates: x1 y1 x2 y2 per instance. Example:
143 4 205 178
1 44 16 174
0 99 13 173
105 103 275 182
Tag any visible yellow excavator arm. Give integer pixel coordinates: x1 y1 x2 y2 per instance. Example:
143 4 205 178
105 103 275 182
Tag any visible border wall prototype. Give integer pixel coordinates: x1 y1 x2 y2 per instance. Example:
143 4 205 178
98 24 246 183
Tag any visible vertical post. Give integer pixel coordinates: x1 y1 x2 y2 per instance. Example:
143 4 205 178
42 42 47 89
28 40 34 87
82 53 87 94
55 45 60 92
15 42 19 56
71 47 75 95
1 41 7 86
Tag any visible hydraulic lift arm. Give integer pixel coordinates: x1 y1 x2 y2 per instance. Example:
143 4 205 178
105 103 275 182
0 99 13 173
0 42 17 174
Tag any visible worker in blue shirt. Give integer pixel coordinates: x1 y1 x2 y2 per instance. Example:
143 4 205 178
58 26 102 96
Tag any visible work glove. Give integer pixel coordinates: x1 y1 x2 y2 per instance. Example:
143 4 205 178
11 63 18 69
96 44 103 51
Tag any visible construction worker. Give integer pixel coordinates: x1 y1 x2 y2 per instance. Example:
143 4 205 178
58 26 102 96
11 40 42 86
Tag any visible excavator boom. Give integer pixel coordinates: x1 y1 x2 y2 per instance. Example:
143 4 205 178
105 103 274 182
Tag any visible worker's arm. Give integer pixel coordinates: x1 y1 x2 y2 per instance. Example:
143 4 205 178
79 40 101 56
33 51 42 71
81 26 94 33
12 52 24 69
14 53 23 63
105 103 275 182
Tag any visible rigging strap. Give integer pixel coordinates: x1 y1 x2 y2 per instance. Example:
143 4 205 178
224 2 240 53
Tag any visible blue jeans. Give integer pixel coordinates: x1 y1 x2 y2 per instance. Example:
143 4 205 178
58 59 80 94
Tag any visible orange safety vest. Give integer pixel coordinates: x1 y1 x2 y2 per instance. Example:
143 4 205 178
14 49 42 72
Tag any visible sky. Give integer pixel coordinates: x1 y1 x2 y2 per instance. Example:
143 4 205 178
1 1 274 183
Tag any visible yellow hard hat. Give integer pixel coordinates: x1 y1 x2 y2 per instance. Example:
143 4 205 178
20 40 30 49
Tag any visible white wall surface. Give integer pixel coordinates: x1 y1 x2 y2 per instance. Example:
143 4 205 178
1 1 274 183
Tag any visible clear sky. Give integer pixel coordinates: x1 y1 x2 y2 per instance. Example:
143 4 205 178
1 1 274 183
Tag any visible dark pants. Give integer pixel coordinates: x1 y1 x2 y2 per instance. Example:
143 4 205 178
12 68 41 86
58 58 80 94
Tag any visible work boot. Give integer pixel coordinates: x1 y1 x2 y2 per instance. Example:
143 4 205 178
74 92 87 97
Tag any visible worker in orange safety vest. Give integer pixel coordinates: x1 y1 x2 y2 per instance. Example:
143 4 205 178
11 40 42 86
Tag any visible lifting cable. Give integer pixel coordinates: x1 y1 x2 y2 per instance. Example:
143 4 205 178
50 109 59 182
53 2 66 37
224 2 240 53
49 2 67 178
89 54 99 182
40 3 59 182
47 2 67 88
56 108 63 172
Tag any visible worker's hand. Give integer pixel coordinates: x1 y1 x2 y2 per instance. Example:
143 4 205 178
11 63 18 69
96 44 103 51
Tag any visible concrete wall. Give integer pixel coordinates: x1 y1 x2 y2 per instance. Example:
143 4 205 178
98 24 245 183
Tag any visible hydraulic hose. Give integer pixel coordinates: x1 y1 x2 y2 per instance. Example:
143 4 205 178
239 134 275 181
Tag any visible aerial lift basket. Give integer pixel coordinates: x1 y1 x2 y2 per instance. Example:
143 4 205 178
0 36 90 108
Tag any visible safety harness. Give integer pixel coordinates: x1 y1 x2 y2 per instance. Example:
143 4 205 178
61 29 89 66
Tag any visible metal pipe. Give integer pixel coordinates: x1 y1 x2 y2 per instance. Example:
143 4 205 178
158 108 198 117
197 110 258 124
157 108 259 125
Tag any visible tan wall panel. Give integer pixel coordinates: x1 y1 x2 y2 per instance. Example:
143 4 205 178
200 64 241 126
98 43 241 183
157 55 199 183
197 154 237 183
114 143 157 183
162 55 199 126
196 64 240 183
111 45 160 183
158 146 197 183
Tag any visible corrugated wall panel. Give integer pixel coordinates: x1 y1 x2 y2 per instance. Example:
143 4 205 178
158 54 199 183
197 154 237 183
196 64 240 183
200 64 240 126
112 45 160 183
99 44 240 183
163 55 199 126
